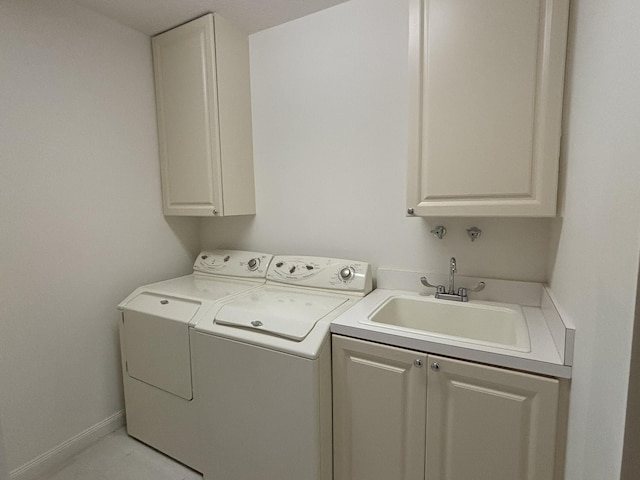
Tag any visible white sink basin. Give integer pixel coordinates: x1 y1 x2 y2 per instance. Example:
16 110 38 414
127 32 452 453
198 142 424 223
363 295 531 352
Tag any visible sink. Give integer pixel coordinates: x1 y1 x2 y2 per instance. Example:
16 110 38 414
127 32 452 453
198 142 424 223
363 295 531 352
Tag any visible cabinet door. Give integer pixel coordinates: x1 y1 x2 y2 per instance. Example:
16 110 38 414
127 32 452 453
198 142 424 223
153 15 223 216
407 0 570 216
332 335 427 480
425 355 559 480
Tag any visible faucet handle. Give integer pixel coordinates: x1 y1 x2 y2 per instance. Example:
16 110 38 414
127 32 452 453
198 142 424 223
420 276 438 288
456 282 485 301
458 282 485 296
420 276 445 293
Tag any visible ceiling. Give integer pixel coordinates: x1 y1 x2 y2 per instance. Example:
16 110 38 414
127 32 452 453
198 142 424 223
72 0 351 36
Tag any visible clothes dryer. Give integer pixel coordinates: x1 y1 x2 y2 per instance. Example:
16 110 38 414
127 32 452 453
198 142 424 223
118 250 272 471
191 255 372 480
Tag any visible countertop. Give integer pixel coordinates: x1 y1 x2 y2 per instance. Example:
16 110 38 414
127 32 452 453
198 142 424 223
330 269 574 378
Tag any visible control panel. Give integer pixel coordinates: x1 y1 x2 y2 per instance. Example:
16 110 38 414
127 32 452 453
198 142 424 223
266 256 372 295
193 250 273 278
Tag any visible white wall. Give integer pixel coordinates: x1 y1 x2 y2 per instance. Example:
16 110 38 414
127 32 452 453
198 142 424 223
200 0 552 283
0 0 198 473
4 0 636 477
201 0 640 477
548 0 640 478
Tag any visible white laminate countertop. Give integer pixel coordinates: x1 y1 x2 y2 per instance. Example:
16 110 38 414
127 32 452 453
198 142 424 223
330 269 574 379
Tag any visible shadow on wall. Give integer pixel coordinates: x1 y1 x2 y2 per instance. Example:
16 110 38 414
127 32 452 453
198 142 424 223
199 215 255 251
164 216 201 256
546 217 563 279
546 0 576 280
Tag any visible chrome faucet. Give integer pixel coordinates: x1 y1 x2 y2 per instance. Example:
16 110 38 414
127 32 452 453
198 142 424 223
448 257 457 294
420 257 485 302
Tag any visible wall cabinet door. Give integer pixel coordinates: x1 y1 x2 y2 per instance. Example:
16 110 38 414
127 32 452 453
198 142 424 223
332 335 427 480
425 354 559 480
153 14 255 216
407 0 570 216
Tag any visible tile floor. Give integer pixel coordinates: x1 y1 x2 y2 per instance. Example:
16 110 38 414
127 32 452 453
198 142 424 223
36 428 203 480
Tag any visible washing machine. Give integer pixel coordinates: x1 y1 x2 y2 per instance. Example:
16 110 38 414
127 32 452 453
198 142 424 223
191 255 373 480
118 249 273 471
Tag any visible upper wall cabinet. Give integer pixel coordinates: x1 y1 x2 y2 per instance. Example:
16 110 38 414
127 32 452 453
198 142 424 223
153 14 255 216
407 0 570 217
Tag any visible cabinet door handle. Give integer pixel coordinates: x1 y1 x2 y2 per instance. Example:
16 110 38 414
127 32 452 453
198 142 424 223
431 362 440 371
414 359 423 367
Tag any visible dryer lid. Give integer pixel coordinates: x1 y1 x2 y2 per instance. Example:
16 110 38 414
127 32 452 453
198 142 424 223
214 287 347 341
124 292 200 322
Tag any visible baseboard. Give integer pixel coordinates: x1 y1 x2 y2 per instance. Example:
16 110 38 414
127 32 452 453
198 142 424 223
10 410 125 480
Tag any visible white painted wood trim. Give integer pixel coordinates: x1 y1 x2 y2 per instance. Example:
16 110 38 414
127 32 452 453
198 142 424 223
9 411 125 480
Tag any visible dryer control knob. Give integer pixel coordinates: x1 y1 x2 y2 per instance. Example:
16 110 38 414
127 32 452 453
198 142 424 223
339 267 354 282
247 258 259 271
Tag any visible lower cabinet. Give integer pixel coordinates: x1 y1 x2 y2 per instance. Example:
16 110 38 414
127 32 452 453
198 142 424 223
332 335 427 480
332 335 560 480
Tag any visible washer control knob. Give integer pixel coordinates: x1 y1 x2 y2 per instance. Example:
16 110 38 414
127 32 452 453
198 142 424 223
247 258 259 271
339 267 354 282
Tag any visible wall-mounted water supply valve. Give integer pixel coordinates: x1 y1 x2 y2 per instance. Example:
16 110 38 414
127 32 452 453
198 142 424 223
431 225 447 239
466 227 482 242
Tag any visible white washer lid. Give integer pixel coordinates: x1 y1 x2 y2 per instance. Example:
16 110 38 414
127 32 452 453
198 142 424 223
214 287 348 341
